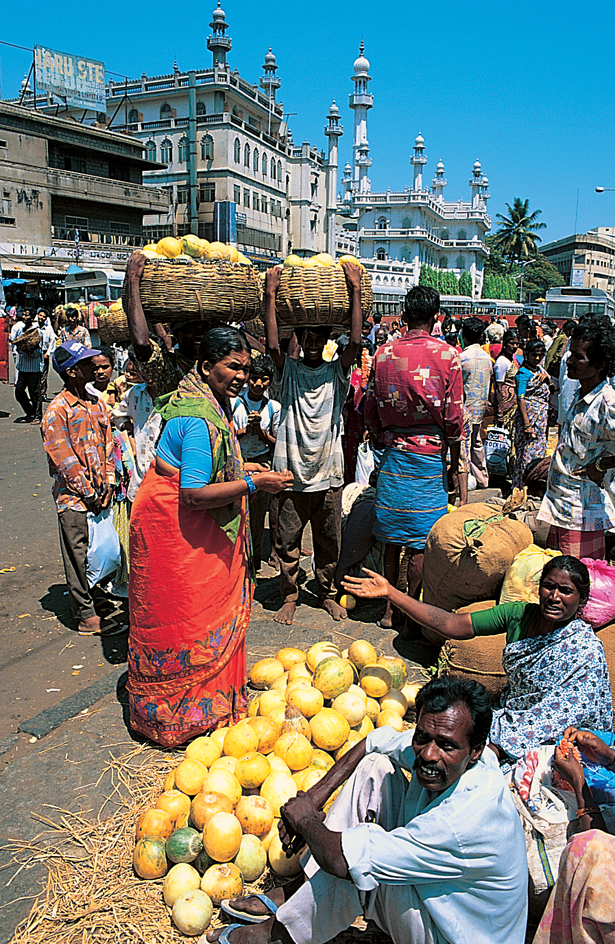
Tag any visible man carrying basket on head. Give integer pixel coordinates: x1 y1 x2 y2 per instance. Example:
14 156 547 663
263 261 363 625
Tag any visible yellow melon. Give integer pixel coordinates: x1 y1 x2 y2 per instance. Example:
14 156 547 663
190 791 234 831
276 647 307 670
235 795 274 837
202 812 243 862
201 769 242 807
209 755 238 775
312 657 354 700
379 689 408 718
348 639 378 670
259 690 287 717
286 685 324 719
185 736 222 767
309 708 350 751
260 771 297 817
288 662 313 683
331 692 366 727
135 808 174 841
249 658 285 690
306 641 342 672
247 716 279 753
377 656 408 691
359 664 392 699
376 710 404 731
156 236 182 258
223 725 259 759
235 752 271 789
156 789 192 828
268 831 303 876
274 732 313 771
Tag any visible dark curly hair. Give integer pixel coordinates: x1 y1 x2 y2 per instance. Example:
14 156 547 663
250 353 275 378
461 316 486 346
525 338 546 359
571 316 615 376
198 327 250 367
540 555 591 606
404 286 440 328
414 676 493 749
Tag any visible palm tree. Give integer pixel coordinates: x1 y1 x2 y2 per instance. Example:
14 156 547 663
492 198 546 263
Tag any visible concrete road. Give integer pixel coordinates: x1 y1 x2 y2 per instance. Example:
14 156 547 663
0 371 436 941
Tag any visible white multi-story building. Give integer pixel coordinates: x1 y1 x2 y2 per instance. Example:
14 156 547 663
336 44 491 302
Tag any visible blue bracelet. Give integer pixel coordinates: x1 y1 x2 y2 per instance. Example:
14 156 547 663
244 474 257 496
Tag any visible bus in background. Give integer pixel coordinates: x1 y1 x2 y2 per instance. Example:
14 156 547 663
472 299 524 324
544 287 615 325
64 269 124 305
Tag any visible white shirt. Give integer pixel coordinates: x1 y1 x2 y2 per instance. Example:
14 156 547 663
538 379 615 530
494 354 512 383
273 356 350 492
342 727 528 944
232 391 281 460
111 384 162 502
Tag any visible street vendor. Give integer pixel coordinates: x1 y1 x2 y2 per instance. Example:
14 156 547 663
209 677 528 944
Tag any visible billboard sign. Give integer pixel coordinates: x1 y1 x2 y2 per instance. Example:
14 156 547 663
571 268 585 288
34 46 105 110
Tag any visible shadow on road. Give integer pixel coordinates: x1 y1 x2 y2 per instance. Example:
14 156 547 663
39 582 73 628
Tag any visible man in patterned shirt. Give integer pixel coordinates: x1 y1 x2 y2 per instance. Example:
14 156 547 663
41 341 118 635
459 316 493 488
364 286 464 630
535 316 615 560
11 309 44 424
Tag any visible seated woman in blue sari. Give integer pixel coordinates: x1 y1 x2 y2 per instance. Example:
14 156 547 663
344 555 613 762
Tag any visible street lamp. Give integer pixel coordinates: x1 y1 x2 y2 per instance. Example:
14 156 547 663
516 259 532 304
594 188 615 293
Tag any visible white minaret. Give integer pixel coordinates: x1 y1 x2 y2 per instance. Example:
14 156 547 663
349 41 373 193
324 100 343 257
469 159 490 210
411 133 428 192
260 48 281 102
207 2 232 69
432 159 447 202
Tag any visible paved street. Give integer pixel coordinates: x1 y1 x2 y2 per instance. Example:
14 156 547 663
0 372 435 941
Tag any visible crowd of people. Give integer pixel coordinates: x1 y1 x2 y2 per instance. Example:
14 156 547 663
8 256 615 943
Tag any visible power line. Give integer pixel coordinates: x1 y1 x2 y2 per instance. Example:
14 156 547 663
0 39 133 80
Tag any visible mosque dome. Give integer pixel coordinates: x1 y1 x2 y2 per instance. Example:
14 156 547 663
212 2 226 21
353 41 370 75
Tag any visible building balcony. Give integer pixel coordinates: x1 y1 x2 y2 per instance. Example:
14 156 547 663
45 168 169 212
349 94 373 108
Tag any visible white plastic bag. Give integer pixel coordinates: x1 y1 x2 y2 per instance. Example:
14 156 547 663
355 441 375 485
87 508 121 588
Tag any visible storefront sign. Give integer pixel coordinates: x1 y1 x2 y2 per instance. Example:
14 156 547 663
34 46 105 110
0 242 130 267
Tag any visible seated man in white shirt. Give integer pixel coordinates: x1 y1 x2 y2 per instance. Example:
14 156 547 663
209 677 528 944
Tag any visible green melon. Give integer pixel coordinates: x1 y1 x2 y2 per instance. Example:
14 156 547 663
166 826 203 864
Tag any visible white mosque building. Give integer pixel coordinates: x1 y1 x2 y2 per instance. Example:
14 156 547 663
332 43 492 305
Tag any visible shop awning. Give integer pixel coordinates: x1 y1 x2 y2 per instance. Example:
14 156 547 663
2 263 69 278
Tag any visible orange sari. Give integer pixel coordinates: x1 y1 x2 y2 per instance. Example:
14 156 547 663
127 467 252 746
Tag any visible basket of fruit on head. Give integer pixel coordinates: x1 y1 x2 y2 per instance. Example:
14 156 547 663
275 253 372 330
14 326 41 354
96 302 133 346
125 235 263 324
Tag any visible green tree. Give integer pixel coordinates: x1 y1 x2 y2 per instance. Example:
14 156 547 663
459 270 473 296
522 253 565 297
491 198 546 263
484 235 510 277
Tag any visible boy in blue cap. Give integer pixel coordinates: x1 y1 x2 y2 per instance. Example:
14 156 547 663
41 341 120 635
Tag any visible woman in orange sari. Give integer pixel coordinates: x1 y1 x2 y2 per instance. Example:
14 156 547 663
128 328 293 747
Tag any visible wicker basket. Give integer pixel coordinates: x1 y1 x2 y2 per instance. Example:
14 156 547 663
97 306 132 347
125 257 263 324
275 266 373 329
14 327 41 354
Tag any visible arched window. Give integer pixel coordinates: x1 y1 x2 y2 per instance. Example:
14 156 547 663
262 153 267 175
128 108 139 124
145 140 156 161
401 216 411 229
160 102 172 120
376 248 387 261
270 157 276 179
234 138 241 163
200 134 214 161
400 246 411 262
456 255 466 270
457 228 468 240
376 217 389 230
244 143 250 166
196 102 206 116
439 255 448 269
253 148 259 172
440 228 449 240
277 161 282 182
160 138 172 163
178 136 189 163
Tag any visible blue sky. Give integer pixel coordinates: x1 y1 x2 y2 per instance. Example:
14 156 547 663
2 0 614 245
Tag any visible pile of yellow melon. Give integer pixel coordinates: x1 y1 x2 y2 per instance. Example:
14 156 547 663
140 234 252 266
282 252 364 269
132 639 420 937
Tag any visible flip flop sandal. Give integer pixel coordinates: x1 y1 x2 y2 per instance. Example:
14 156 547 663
220 893 279 924
215 924 245 943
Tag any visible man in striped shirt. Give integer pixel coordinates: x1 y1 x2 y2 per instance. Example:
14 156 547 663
11 310 44 424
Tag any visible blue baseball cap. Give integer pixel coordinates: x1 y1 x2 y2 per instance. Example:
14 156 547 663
53 340 101 374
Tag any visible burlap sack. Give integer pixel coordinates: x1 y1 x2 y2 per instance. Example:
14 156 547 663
422 503 532 613
436 600 507 697
597 622 615 704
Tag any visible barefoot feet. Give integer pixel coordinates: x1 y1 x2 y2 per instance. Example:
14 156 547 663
274 601 297 624
319 598 348 621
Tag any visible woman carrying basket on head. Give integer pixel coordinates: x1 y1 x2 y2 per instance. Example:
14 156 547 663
127 327 293 747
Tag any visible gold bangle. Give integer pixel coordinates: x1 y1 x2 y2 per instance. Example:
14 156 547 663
576 806 601 819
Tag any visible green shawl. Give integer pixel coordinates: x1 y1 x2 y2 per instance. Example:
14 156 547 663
155 369 245 545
